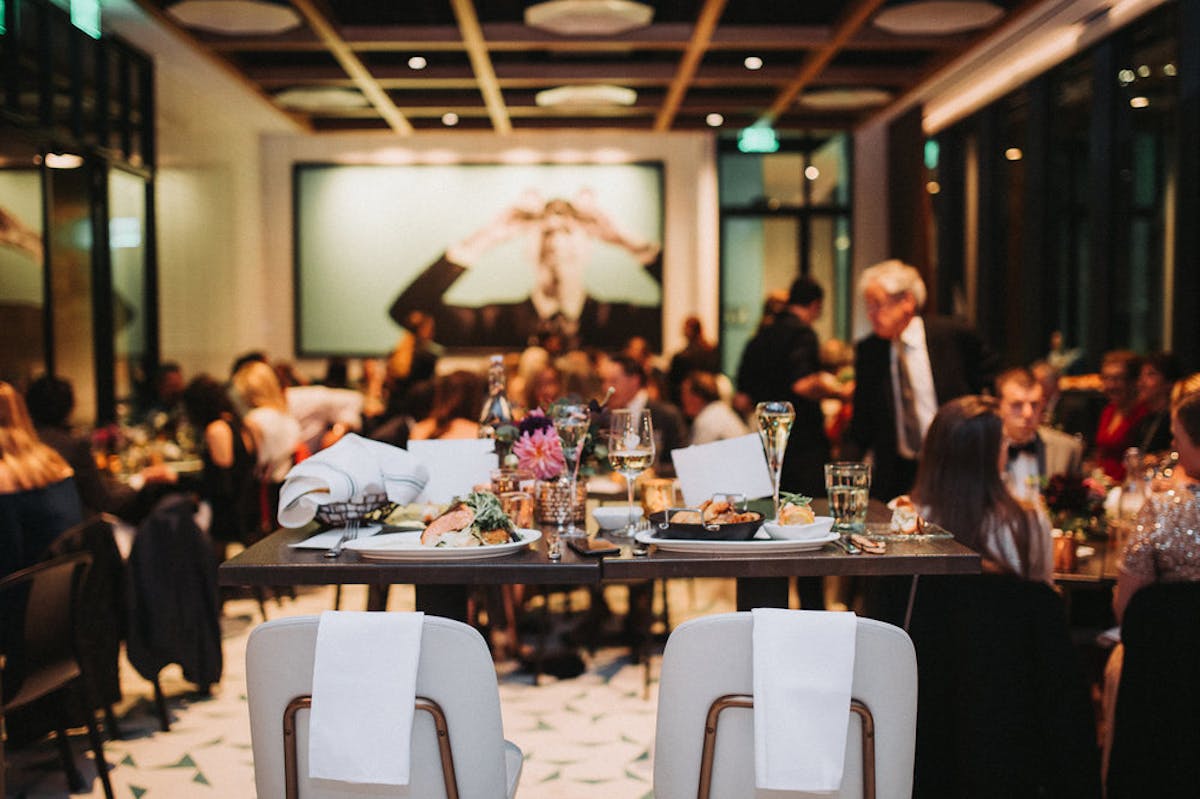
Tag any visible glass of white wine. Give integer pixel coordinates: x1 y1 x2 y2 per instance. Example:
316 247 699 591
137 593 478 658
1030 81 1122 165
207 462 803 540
755 401 795 521
608 409 655 537
553 402 591 538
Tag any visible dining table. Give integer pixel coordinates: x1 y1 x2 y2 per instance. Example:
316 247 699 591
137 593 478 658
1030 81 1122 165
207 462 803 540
219 497 981 623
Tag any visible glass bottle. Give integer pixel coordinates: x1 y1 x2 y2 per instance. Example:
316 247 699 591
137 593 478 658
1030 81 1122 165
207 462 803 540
478 355 515 461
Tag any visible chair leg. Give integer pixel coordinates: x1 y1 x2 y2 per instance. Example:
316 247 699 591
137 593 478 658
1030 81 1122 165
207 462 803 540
333 584 343 610
54 722 87 793
78 688 115 799
253 586 270 620
152 676 171 731
104 702 123 740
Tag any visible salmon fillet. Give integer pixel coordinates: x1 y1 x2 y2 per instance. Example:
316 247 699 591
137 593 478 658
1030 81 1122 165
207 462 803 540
422 505 474 546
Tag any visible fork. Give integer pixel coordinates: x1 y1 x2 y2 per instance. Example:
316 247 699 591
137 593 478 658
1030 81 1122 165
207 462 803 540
323 519 360 558
631 518 652 556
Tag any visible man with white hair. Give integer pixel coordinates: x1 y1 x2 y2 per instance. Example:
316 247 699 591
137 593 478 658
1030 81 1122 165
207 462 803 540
846 259 997 500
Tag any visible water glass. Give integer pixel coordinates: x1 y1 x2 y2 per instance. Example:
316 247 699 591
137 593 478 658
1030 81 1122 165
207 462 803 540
499 491 534 529
824 461 871 533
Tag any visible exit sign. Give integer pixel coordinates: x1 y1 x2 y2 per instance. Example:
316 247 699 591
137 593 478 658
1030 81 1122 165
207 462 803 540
737 126 780 153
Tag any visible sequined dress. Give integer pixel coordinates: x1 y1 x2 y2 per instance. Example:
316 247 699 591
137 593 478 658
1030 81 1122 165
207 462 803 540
1120 482 1200 581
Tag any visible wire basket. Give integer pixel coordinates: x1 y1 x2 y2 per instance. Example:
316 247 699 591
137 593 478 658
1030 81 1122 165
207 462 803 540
314 492 390 527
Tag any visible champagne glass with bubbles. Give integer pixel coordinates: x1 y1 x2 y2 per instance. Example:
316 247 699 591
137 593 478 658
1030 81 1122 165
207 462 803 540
553 402 591 538
608 409 655 537
755 401 795 521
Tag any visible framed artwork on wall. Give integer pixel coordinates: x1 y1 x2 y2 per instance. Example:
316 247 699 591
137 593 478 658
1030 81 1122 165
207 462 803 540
293 161 664 355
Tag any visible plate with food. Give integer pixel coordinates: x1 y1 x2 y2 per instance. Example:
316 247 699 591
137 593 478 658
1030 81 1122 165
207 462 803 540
345 492 541 560
762 493 836 541
649 496 765 541
634 528 838 554
862 496 954 540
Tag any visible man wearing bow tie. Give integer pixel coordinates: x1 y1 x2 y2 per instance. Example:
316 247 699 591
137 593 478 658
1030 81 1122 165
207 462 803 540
997 367 1083 501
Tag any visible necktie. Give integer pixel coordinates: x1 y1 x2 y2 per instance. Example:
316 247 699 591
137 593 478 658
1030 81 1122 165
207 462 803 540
1008 438 1039 461
895 342 922 455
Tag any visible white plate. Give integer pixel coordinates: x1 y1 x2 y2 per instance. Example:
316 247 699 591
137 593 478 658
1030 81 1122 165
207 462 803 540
344 528 542 560
762 516 836 541
633 529 839 554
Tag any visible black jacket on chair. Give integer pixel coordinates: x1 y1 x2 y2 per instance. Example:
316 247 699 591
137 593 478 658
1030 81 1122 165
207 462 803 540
1108 581 1200 799
126 494 223 688
908 573 1101 799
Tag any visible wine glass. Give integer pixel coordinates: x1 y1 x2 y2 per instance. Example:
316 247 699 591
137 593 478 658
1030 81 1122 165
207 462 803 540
608 409 655 537
553 402 591 538
755 401 795 521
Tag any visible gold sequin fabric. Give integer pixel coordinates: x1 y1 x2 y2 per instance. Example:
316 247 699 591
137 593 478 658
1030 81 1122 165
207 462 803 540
1120 483 1200 581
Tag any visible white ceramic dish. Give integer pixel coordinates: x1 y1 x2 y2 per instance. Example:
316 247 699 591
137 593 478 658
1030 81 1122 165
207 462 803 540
343 529 541 560
633 529 838 554
593 506 644 530
761 516 835 541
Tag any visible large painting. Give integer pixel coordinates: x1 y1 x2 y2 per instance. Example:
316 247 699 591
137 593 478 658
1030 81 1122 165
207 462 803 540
294 162 664 354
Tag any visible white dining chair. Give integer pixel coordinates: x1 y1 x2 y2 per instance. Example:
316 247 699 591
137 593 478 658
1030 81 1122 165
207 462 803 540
245 614 522 799
653 612 917 799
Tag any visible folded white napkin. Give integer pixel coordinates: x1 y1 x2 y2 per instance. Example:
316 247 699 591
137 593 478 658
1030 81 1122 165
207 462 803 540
277 434 430 528
406 438 498 503
752 608 858 793
671 433 774 507
308 611 424 786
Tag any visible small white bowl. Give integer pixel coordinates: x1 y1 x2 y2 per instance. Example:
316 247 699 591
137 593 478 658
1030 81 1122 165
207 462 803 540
762 516 836 541
593 506 644 530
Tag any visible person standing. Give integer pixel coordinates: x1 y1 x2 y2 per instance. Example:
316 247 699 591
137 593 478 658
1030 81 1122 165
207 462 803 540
735 276 848 498
845 259 998 500
666 315 720 406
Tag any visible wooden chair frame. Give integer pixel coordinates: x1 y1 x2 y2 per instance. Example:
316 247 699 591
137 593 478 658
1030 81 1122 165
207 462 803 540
696 694 876 799
281 694 459 799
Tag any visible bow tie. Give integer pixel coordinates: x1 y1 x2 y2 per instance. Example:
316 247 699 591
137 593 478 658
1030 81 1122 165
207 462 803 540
1008 438 1039 459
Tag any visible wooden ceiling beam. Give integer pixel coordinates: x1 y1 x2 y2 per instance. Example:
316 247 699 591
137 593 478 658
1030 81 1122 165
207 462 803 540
449 0 512 135
654 0 728 132
286 0 412 134
762 0 890 125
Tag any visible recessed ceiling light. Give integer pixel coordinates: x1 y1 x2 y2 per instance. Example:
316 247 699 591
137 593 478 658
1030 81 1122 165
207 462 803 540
274 87 369 111
1136 64 1151 78
705 113 724 127
1163 63 1177 77
535 85 637 107
45 152 84 169
926 180 941 194
1005 147 1022 161
743 56 763 71
167 0 302 35
442 112 460 126
1117 69 1135 85
804 166 820 180
1129 96 1150 109
798 88 892 110
408 56 428 70
525 0 653 36
873 1 1003 36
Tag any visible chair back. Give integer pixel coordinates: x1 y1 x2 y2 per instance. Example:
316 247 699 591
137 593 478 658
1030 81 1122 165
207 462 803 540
907 574 1100 798
652 612 917 799
1108 580 1200 798
246 614 514 799
0 551 91 710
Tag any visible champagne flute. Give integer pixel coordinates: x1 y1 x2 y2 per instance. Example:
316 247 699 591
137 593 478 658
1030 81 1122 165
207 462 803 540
755 401 795 521
553 402 591 538
608 409 655 537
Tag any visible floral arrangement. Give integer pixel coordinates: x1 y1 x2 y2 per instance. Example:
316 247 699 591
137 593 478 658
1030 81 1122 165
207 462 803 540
511 410 565 479
1042 472 1111 533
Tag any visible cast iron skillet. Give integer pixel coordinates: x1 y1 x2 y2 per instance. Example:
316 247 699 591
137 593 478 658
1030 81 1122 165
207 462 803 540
648 508 765 541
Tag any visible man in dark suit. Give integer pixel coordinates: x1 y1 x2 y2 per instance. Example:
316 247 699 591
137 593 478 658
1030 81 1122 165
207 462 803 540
597 354 687 475
846 259 997 500
996 367 1083 501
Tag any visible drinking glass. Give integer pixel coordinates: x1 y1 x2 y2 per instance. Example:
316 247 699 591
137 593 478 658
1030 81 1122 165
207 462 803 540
755 401 795 521
608 409 656 537
553 402 591 538
824 461 871 535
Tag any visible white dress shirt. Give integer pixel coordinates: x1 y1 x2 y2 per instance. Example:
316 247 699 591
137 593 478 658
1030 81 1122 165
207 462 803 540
689 400 749 446
890 316 938 459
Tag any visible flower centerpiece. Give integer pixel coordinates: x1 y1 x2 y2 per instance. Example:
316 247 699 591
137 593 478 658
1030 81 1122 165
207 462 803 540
1042 472 1112 537
510 410 565 480
509 400 607 525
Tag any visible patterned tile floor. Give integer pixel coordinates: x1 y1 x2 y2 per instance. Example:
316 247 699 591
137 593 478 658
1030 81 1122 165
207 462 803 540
5 578 741 799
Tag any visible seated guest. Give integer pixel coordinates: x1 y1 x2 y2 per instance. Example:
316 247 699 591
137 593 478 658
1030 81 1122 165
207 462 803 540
912 395 1053 583
1102 391 1200 779
232 361 302 536
183 376 257 558
666 315 720 406
995 367 1082 501
0 381 82 578
598 354 687 475
680 370 747 446
1131 351 1182 456
1094 350 1148 481
285 383 363 454
409 370 484 440
522 364 563 415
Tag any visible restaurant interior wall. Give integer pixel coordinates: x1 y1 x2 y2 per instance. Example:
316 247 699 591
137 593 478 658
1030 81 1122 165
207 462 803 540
924 0 1196 371
0 0 156 424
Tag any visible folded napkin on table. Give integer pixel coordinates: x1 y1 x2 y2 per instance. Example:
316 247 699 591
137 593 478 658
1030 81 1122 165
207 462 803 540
277 434 430 528
308 611 424 786
406 438 498 504
671 433 774 508
752 608 858 793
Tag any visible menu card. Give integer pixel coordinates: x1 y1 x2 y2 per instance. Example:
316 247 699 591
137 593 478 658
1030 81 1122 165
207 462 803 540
670 433 774 507
407 438 498 503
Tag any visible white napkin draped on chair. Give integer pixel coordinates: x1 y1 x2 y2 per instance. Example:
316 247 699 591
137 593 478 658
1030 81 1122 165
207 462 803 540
308 611 424 786
276 434 430 528
751 608 858 793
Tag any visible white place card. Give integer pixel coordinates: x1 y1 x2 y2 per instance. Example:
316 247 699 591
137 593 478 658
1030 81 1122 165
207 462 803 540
407 438 498 503
670 433 774 507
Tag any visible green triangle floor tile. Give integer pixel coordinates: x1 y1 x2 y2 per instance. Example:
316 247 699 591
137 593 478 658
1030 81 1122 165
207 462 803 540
199 736 225 747
640 791 655 799
534 719 554 731
633 749 650 762
130 786 148 798
625 768 649 781
577 777 613 784
539 770 562 783
621 734 641 745
120 754 137 767
159 754 196 769
193 770 210 785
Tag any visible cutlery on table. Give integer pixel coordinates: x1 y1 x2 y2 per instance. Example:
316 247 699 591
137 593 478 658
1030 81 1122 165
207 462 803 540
324 519 360 558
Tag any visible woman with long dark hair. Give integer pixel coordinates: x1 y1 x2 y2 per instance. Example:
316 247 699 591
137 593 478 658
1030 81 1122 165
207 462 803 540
912 395 1053 583
409 370 484 440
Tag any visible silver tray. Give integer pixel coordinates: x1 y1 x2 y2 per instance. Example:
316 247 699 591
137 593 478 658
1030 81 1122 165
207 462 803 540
860 521 954 540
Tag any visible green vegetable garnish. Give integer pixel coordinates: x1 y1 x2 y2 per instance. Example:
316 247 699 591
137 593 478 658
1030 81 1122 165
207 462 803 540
464 491 514 534
779 492 813 507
